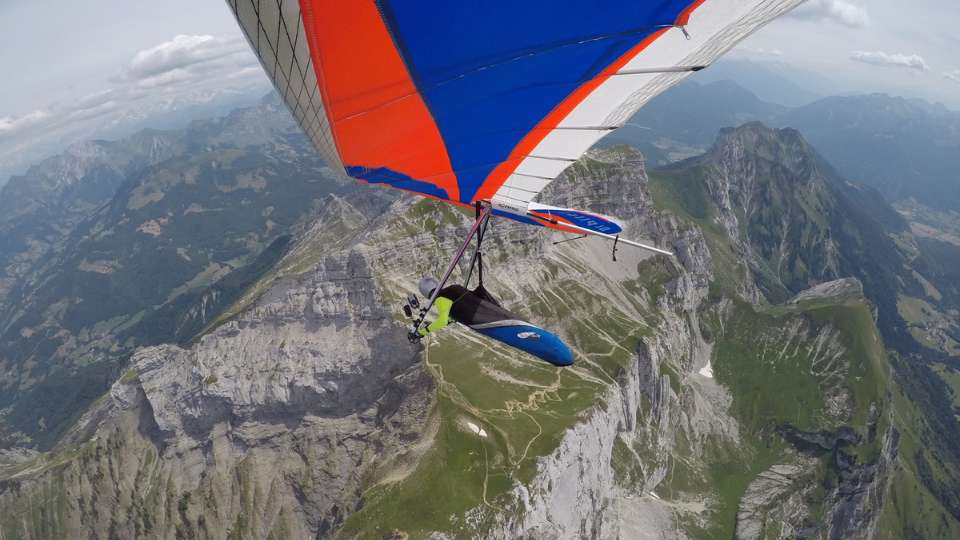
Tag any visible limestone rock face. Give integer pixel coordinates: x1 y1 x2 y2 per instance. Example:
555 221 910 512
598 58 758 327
735 462 815 540
789 278 864 304
134 250 418 440
0 200 434 538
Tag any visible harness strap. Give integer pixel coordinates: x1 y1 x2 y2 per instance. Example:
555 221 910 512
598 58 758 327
477 251 484 287
464 201 490 288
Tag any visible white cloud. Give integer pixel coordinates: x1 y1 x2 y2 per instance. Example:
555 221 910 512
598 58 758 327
128 35 242 78
945 70 960 84
116 34 256 88
790 0 870 28
850 50 930 71
0 110 50 136
0 34 266 146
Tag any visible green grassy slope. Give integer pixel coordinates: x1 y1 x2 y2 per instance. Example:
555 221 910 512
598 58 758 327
339 236 667 537
650 149 960 539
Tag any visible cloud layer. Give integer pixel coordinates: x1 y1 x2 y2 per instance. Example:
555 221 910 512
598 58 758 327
850 51 930 71
118 34 254 87
945 70 960 84
1 35 263 140
790 0 870 28
0 34 268 177
0 90 128 137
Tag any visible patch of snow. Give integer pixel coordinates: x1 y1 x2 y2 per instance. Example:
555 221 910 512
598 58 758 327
466 421 488 438
698 360 714 379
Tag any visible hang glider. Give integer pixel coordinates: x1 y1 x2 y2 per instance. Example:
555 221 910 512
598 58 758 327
227 0 804 343
226 0 803 241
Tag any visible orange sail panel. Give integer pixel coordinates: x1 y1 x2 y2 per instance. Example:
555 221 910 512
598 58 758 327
299 0 459 201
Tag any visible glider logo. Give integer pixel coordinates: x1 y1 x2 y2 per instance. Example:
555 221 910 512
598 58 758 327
530 208 624 235
517 331 541 340
559 211 621 234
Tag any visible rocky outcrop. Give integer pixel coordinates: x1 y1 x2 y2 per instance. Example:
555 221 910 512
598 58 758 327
773 423 901 540
789 278 864 304
777 425 861 454
829 424 900 540
135 250 418 437
735 462 816 540
0 204 434 538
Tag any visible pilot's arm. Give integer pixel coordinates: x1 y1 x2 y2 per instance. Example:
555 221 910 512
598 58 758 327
419 296 453 336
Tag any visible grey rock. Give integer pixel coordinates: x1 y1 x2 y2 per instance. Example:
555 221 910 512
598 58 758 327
735 462 814 540
789 278 864 304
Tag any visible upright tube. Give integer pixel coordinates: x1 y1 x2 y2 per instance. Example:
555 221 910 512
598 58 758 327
412 203 493 335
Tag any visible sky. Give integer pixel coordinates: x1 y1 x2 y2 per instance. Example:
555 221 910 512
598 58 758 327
0 1 266 116
0 0 958 184
0 0 270 183
732 0 960 107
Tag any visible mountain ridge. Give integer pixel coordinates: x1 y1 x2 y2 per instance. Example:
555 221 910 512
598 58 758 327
610 78 960 211
2 119 958 538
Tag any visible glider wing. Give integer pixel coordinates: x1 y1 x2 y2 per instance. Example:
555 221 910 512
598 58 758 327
228 0 803 225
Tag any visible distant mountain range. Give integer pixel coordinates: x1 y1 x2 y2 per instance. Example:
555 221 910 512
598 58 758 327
781 94 960 210
0 87 269 192
693 58 829 107
605 78 960 211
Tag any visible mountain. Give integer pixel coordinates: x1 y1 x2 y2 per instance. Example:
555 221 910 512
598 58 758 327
608 80 960 212
0 131 187 307
650 125 960 538
693 59 826 107
0 87 270 191
656 123 916 347
0 95 354 449
780 94 960 210
600 80 785 166
1 122 958 538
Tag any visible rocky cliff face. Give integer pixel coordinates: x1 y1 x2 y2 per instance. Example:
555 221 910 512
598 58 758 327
1 125 958 539
0 194 432 538
473 150 732 539
0 97 352 449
